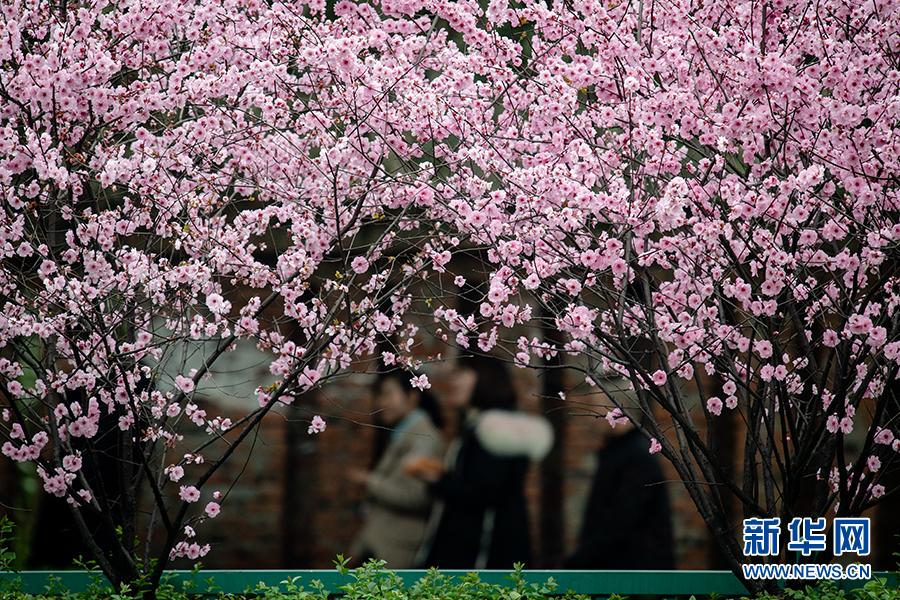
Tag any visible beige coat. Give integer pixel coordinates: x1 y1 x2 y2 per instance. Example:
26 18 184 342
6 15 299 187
352 412 444 568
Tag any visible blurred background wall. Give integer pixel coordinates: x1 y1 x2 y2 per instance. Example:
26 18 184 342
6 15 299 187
3 334 898 571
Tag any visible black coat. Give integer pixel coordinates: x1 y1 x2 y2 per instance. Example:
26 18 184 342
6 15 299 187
420 410 552 570
565 427 675 569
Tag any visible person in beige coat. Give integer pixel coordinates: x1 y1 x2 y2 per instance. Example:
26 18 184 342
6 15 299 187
349 371 445 568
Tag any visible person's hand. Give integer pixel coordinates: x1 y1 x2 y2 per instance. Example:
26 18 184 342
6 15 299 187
347 467 370 486
404 455 444 483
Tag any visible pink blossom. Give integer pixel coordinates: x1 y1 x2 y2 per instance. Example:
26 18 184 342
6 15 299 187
170 543 188 560
179 485 200 503
68 416 93 438
523 273 541 289
468 211 487 228
845 314 873 336
166 465 185 482
186 543 204 559
432 251 452 272
175 376 194 393
826 415 840 433
62 454 82 472
754 340 773 359
706 397 723 416
822 330 839 347
875 429 895 445
871 485 885 499
410 374 431 391
2 442 20 461
649 438 662 454
500 305 518 328
373 313 392 332
205 502 220 518
677 363 694 380
651 370 667 386
840 417 854 434
867 455 881 472
884 342 900 361
611 259 628 277
205 293 229 315
563 278 582 295
605 408 629 428
299 366 321 390
487 286 507 303
351 256 368 274
119 414 134 431
308 415 326 434
867 327 887 348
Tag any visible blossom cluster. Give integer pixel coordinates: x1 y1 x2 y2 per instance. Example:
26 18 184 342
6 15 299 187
414 0 900 527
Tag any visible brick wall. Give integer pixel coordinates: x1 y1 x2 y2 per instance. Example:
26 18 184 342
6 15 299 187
160 361 717 571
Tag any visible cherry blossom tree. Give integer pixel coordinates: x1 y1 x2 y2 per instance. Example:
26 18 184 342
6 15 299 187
0 0 463 594
415 0 900 588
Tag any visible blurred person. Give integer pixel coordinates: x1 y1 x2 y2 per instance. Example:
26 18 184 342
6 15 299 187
348 371 445 568
412 354 554 569
564 394 674 569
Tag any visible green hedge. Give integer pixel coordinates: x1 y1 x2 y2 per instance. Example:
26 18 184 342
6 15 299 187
3 519 899 600
1 559 899 600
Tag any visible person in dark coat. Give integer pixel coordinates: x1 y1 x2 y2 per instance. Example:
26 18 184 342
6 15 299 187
412 355 553 569
565 410 674 569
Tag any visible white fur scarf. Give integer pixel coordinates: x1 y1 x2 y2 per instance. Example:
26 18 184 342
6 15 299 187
474 410 554 461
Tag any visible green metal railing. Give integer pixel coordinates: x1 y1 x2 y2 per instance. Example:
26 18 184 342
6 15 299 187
3 569 897 598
